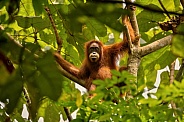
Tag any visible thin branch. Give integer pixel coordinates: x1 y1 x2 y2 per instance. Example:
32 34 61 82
169 60 175 84
139 35 173 57
175 59 184 81
63 107 73 122
169 60 179 122
158 0 171 19
45 7 62 53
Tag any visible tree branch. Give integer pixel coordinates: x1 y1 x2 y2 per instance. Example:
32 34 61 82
139 35 173 57
45 7 62 53
124 0 140 76
63 107 73 122
169 60 175 84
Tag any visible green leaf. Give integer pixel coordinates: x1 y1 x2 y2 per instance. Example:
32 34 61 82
66 34 85 61
137 4 166 32
76 91 83 107
45 103 60 122
171 34 184 58
32 0 48 15
17 44 63 118
139 98 161 107
93 79 105 86
35 52 63 100
110 86 120 97
160 71 170 85
138 46 176 87
39 29 56 45
15 16 50 30
0 72 23 114
86 18 107 37
71 118 84 122
99 113 111 121
65 3 125 32
82 27 95 41
65 44 81 65
0 29 22 62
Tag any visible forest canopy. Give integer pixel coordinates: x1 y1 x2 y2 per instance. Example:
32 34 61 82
0 0 184 121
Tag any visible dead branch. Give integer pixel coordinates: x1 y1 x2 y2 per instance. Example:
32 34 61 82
170 60 176 84
139 35 173 57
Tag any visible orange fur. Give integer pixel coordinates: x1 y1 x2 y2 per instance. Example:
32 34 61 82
54 16 135 91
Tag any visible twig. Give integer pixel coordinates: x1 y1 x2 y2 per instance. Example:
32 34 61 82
33 29 38 43
169 60 175 84
139 35 173 57
170 60 179 122
23 87 32 120
64 107 72 121
175 59 184 81
44 7 62 53
158 0 171 19
170 101 179 122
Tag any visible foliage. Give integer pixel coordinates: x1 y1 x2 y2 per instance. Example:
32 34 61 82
0 0 184 121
